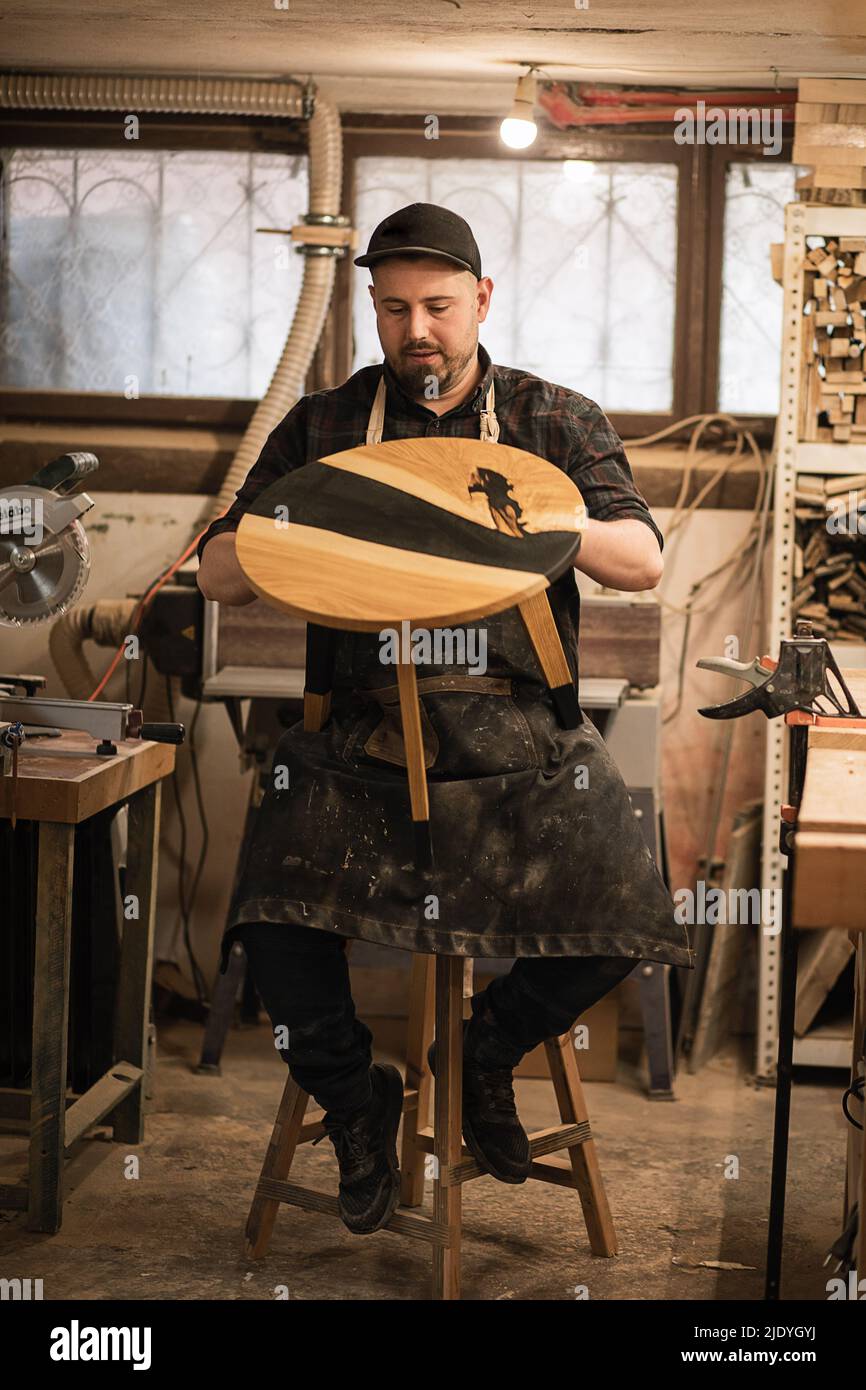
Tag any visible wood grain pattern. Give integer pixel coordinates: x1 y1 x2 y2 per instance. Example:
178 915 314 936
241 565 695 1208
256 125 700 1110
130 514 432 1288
797 744 866 834
794 833 866 931
0 732 175 825
399 954 436 1209
396 659 429 822
544 1032 618 1256
320 436 586 535
237 514 548 627
235 436 586 630
245 1073 310 1260
518 591 573 690
793 672 866 932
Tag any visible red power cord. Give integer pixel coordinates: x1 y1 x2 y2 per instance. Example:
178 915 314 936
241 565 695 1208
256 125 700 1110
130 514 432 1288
86 527 210 702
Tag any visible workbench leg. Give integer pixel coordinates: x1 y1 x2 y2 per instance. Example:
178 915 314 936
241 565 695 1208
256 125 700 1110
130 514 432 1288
29 821 75 1234
113 782 161 1144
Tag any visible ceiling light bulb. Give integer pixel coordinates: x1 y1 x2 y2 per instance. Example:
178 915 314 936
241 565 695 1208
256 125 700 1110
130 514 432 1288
500 71 538 150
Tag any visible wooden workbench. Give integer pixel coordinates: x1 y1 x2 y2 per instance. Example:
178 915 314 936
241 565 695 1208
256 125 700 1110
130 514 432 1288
0 729 175 1232
792 666 866 1284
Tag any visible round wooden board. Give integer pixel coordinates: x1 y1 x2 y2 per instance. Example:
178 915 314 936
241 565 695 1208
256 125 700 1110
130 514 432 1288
235 436 586 629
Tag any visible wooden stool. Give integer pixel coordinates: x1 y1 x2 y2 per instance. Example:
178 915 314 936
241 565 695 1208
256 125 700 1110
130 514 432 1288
235 436 587 871
244 953 617 1300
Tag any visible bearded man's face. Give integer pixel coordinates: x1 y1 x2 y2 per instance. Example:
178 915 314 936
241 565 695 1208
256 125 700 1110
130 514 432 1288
369 256 490 400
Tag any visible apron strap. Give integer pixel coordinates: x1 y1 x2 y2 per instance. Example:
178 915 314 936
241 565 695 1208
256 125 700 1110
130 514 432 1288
365 372 500 445
479 379 500 443
365 375 387 445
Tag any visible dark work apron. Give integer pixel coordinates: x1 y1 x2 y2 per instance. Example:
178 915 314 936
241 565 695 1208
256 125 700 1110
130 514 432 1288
220 380 694 971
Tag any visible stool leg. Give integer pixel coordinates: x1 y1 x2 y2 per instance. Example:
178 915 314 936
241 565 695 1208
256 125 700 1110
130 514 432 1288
518 590 581 728
304 622 336 732
245 1071 310 1259
396 656 433 873
544 1033 618 1257
432 955 464 1300
401 955 435 1207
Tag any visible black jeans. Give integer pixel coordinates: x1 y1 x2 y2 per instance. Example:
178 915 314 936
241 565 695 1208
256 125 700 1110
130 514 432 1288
238 920 635 1114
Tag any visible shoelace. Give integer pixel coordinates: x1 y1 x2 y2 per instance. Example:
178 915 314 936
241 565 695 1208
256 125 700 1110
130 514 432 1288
312 1117 367 1166
474 1065 518 1115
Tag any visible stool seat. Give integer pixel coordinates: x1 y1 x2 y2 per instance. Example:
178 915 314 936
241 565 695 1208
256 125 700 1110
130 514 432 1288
244 954 617 1300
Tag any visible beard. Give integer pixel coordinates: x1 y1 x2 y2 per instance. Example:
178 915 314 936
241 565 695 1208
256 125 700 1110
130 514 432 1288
386 336 478 401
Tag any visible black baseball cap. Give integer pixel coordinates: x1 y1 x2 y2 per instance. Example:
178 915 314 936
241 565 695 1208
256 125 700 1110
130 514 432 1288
354 202 482 278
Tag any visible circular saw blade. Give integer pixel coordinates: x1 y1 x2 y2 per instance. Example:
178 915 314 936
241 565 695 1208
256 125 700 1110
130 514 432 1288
0 516 91 627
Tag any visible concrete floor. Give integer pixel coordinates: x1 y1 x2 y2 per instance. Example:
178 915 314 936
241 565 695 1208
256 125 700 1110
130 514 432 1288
0 1017 850 1302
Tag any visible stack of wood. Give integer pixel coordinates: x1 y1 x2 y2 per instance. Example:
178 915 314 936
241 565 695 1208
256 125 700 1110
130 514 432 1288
793 77 866 204
800 236 866 442
793 473 866 640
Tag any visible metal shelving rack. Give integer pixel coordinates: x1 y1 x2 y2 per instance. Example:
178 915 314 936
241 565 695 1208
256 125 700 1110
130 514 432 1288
758 201 866 1082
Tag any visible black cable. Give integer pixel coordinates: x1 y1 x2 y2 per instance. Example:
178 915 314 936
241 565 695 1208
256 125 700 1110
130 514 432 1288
185 697 209 926
164 675 208 1005
842 1075 864 1131
135 651 149 711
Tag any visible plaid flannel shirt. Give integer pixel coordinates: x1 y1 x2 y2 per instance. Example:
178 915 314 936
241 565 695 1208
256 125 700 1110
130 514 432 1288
196 343 663 562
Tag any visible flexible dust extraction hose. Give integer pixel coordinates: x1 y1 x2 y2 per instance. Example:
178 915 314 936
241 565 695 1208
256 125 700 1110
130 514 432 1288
49 599 138 703
208 95 343 519
4 74 343 692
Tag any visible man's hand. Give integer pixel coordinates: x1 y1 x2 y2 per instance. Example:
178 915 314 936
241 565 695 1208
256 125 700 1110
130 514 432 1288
196 532 258 605
574 517 663 592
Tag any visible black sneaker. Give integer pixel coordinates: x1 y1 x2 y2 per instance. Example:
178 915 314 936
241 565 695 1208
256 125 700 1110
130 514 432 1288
312 1062 404 1235
427 1019 532 1185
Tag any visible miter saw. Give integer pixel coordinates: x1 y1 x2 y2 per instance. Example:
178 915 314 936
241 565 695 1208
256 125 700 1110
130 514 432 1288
0 453 184 813
0 450 96 627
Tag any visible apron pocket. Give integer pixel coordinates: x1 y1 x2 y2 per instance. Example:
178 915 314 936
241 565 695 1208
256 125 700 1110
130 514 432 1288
421 690 540 776
362 700 440 769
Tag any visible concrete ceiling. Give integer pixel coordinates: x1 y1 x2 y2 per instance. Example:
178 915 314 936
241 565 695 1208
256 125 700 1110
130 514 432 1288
1 1 864 113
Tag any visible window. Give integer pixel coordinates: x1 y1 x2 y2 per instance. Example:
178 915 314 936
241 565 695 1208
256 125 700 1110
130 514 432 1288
0 147 308 398
718 160 808 415
0 119 801 436
353 154 678 411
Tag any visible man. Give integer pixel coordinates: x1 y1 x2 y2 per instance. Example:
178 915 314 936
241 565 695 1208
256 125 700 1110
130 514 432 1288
197 203 693 1236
